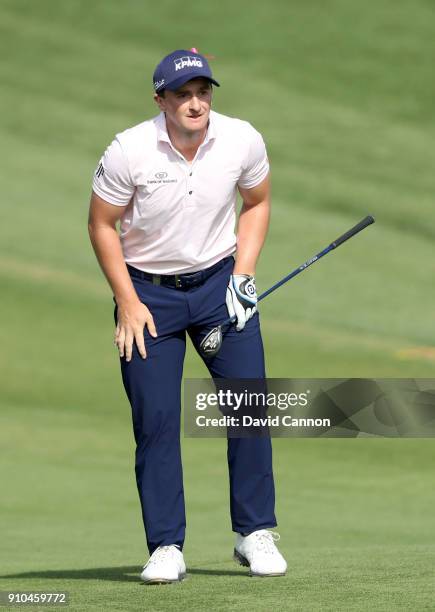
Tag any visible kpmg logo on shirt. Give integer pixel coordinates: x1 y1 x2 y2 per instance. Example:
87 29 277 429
147 171 178 185
174 56 203 71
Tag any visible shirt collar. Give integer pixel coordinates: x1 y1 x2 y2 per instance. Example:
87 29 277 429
155 111 216 146
155 112 171 143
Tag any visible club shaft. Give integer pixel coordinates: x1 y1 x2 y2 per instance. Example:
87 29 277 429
258 244 331 301
226 215 375 326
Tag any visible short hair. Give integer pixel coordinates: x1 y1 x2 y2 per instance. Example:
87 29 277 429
156 80 213 99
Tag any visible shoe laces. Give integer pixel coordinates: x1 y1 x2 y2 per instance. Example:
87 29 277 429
144 545 179 568
252 530 281 554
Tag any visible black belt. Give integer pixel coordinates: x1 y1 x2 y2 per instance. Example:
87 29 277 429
127 256 233 290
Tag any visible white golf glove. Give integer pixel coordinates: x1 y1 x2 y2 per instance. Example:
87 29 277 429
226 274 258 331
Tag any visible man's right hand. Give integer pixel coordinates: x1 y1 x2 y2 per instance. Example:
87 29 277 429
115 299 157 362
88 191 158 362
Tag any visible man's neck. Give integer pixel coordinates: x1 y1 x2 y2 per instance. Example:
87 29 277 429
165 118 208 162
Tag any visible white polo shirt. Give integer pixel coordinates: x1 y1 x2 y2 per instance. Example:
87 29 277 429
92 110 269 274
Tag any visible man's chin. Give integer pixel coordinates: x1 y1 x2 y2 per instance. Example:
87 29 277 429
184 116 208 131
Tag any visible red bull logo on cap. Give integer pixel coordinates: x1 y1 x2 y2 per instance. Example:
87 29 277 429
174 56 203 71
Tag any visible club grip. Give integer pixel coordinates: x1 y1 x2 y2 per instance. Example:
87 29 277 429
331 215 375 249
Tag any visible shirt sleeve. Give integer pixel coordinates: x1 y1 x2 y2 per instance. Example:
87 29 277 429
92 137 135 206
237 127 270 190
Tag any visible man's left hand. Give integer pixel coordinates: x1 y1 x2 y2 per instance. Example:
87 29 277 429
226 274 258 331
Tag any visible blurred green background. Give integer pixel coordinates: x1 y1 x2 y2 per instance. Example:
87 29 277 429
1 0 434 609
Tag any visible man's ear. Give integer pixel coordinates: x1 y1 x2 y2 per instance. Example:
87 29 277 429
154 93 165 111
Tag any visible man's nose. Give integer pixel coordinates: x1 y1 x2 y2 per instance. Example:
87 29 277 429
189 95 201 112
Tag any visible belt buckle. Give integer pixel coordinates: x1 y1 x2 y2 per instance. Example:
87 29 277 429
174 274 183 289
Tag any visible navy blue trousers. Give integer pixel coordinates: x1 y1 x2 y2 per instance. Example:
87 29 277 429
118 257 276 554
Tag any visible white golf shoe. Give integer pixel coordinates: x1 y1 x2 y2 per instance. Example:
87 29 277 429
140 545 186 584
234 530 287 577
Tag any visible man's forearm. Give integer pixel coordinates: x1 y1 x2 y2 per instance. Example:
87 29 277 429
88 224 140 306
234 198 270 275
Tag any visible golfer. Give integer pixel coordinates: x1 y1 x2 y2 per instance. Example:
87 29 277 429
88 49 287 583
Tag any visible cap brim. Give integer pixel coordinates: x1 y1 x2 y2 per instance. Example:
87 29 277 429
164 74 220 91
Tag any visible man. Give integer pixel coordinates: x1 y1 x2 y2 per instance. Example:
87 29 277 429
88 49 287 583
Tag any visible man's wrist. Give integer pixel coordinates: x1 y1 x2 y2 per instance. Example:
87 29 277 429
233 257 257 276
115 294 142 308
233 268 256 276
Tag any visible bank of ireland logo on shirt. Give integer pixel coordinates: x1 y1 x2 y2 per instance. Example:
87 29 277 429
174 56 203 71
147 171 177 185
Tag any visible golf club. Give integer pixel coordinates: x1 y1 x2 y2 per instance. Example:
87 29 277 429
199 215 375 358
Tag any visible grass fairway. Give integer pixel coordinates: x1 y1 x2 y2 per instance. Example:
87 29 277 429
1 0 435 610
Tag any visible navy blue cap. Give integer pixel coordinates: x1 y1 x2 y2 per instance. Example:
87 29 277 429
153 49 220 93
